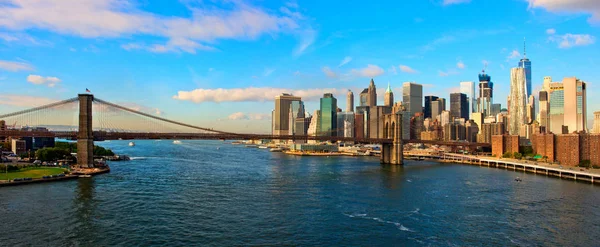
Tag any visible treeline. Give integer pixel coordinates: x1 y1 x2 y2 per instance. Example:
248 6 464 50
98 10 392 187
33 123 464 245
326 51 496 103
34 142 115 161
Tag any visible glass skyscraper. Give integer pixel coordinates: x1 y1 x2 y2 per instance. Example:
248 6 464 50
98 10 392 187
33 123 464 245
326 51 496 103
319 93 338 137
518 58 532 97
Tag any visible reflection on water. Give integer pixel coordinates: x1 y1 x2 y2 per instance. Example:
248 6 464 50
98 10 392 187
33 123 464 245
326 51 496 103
0 140 598 246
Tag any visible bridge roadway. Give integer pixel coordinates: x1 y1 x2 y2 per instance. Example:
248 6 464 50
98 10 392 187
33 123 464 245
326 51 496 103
0 130 491 147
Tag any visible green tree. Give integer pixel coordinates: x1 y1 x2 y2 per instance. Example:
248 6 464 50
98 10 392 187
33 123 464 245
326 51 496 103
502 152 513 158
578 160 591 168
35 148 72 161
513 152 523 160
94 146 114 156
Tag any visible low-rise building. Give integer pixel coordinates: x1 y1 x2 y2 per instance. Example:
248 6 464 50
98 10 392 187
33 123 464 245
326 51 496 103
492 135 519 157
11 139 26 155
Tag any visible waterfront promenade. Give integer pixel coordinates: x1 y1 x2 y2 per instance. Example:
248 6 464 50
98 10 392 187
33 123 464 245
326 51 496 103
405 151 600 184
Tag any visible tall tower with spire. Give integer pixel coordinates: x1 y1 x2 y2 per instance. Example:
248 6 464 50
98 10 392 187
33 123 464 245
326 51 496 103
384 82 394 107
367 78 377 106
518 38 532 97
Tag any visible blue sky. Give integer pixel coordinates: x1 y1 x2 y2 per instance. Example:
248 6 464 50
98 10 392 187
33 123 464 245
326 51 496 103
0 0 599 133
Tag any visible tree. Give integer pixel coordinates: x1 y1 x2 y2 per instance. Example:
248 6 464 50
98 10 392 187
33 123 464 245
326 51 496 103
578 160 591 168
513 152 523 160
35 148 72 162
542 156 548 163
502 152 513 158
94 146 114 156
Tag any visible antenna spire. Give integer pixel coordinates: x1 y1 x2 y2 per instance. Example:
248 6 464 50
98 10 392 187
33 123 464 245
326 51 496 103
523 37 527 58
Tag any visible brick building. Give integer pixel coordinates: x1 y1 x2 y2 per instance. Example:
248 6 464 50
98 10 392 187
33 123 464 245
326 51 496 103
531 133 600 166
492 135 519 157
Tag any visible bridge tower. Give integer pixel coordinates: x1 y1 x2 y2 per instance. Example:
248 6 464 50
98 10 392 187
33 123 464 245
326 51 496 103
381 109 404 165
77 94 94 168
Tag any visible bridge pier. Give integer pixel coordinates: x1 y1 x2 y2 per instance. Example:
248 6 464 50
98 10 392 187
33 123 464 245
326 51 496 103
381 111 403 165
77 94 94 168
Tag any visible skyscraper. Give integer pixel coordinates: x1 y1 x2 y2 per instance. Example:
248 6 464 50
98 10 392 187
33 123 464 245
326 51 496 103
274 93 302 136
563 77 587 133
402 82 423 117
593 111 600 134
319 93 338 136
424 95 439 119
460 81 476 118
539 90 549 131
527 95 535 124
359 89 368 106
450 93 469 120
518 39 532 97
346 90 354 112
384 82 394 107
288 100 306 135
548 80 565 134
509 67 527 135
368 79 377 107
477 71 494 116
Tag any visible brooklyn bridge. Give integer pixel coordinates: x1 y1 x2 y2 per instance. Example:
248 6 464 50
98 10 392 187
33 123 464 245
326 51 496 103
0 94 490 167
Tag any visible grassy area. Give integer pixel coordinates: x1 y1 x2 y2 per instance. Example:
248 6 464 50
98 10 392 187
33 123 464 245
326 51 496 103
0 167 67 180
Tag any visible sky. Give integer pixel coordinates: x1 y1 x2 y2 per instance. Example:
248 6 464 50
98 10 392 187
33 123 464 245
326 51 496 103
0 0 599 133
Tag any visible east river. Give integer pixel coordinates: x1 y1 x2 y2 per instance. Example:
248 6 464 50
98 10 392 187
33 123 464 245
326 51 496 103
1 140 599 246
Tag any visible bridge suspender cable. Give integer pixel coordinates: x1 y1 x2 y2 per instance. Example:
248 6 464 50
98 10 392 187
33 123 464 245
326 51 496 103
0 97 78 119
93 98 241 136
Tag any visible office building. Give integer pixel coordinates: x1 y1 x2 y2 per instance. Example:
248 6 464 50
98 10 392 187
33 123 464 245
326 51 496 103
563 77 587 133
444 123 466 141
593 111 600 134
337 112 355 138
460 81 476 118
319 93 338 136
410 113 424 140
288 100 306 136
546 77 587 134
384 82 394 107
354 113 365 139
491 103 501 116
527 95 535 124
346 90 354 112
402 82 423 117
465 120 479 142
439 110 450 127
477 122 506 144
477 71 494 116
539 90 549 131
11 139 26 155
450 93 469 120
518 40 532 97
368 79 377 106
424 96 439 119
359 89 369 107
307 110 320 141
273 93 302 136
508 67 527 135
369 106 392 139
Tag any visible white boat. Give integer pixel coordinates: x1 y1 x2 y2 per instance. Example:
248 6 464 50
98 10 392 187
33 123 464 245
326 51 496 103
269 148 283 152
258 145 268 149
129 142 135 146
173 140 182 144
79 175 92 178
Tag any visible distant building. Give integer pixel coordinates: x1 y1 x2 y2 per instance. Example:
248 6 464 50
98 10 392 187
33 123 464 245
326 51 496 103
527 95 535 124
450 93 469 120
355 106 370 138
369 106 392 139
359 88 369 107
439 110 450 127
337 112 355 138
346 90 354 112
273 93 302 136
430 98 445 121
410 113 424 140
11 139 26 155
460 81 476 119
384 82 394 107
492 135 519 158
477 122 506 144
307 110 320 138
288 100 306 136
490 103 501 116
402 82 423 117
509 67 527 135
368 79 377 107
319 93 337 137
354 113 365 139
546 77 587 134
532 133 600 167
539 90 550 132
424 95 439 119
594 111 600 134
518 40 532 98
443 123 466 141
477 71 494 117
465 120 479 142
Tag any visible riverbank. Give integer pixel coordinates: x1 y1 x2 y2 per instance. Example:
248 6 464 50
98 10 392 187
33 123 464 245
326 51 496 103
0 166 110 187
0 167 66 181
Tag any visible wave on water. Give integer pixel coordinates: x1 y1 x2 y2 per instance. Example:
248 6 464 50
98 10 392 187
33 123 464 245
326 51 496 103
343 213 414 232
406 179 412 182
130 157 148 160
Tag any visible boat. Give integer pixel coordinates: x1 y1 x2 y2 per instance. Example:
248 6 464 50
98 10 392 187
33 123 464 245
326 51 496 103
245 144 259 148
258 145 268 149
173 140 182 144
269 148 283 152
231 141 243 145
128 142 135 146
79 175 92 178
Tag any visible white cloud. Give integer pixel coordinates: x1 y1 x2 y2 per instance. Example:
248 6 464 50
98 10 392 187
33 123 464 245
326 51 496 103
527 0 600 23
228 112 248 120
263 68 276 76
0 95 58 107
549 33 595 48
0 60 33 71
398 65 418 74
121 43 143 51
507 50 521 59
456 61 466 69
338 56 352 67
117 102 164 116
389 66 398 75
173 87 343 103
26 74 61 87
351 64 384 78
0 0 308 54
438 69 458 77
443 0 471 5
546 28 556 35
322 66 338 78
227 112 271 121
293 29 316 56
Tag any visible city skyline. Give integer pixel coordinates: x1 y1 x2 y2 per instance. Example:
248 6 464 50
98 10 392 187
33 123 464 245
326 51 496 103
0 0 599 133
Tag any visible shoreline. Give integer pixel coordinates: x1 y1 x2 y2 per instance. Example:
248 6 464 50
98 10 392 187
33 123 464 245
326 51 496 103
0 166 110 187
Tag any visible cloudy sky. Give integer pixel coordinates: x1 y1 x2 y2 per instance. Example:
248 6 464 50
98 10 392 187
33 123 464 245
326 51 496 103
0 0 599 133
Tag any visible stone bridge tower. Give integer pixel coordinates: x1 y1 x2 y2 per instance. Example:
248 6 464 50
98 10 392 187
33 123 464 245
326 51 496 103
77 94 94 168
381 103 404 165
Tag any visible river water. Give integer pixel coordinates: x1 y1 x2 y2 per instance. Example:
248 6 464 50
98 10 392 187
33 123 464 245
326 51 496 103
0 140 598 246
